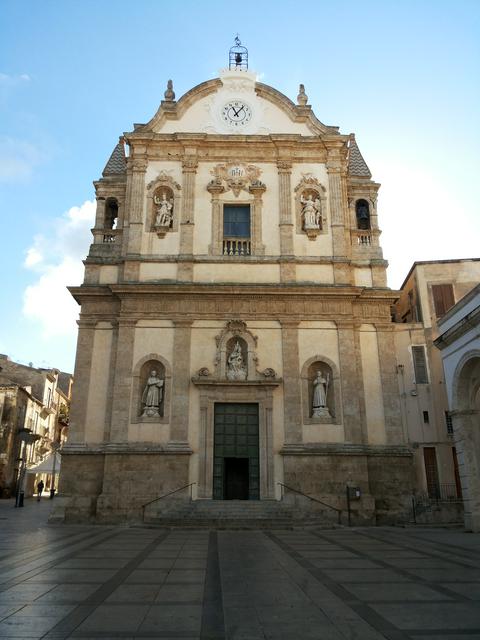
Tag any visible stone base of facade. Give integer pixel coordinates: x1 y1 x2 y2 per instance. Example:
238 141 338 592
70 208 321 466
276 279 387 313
52 445 415 525
51 451 191 524
281 444 415 526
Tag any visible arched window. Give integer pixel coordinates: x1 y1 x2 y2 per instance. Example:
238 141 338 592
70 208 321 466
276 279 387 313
105 198 118 230
356 199 370 230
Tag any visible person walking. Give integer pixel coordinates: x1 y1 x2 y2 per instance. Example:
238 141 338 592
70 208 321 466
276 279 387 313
37 479 44 501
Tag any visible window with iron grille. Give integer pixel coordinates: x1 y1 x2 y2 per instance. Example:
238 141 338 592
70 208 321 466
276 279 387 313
412 345 429 384
445 411 454 436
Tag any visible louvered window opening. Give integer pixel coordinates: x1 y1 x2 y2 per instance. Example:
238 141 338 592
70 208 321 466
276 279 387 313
412 345 429 384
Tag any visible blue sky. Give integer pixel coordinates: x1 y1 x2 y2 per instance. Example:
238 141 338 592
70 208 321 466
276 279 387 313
1 0 479 373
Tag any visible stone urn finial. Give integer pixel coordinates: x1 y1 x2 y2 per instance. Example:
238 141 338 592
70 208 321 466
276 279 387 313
164 79 175 102
297 83 308 106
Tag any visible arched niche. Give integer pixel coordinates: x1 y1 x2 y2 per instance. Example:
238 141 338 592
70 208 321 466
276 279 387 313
214 320 258 381
146 172 181 235
301 355 342 424
104 198 118 229
131 353 172 424
294 176 327 239
356 199 371 230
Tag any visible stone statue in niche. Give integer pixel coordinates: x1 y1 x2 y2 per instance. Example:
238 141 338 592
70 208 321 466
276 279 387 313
226 341 247 381
300 194 321 230
154 192 173 227
312 371 331 418
141 370 164 417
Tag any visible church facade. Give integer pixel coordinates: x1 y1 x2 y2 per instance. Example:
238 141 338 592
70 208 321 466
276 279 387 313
55 51 414 524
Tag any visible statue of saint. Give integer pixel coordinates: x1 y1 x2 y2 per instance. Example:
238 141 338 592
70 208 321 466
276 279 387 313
301 194 321 230
154 193 173 227
226 341 247 381
141 370 164 417
312 371 330 418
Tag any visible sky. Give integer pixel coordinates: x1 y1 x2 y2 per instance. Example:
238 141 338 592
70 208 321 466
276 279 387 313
0 0 479 374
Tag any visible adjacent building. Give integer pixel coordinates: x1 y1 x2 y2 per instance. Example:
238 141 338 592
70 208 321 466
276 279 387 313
434 284 480 531
393 259 480 521
0 355 72 498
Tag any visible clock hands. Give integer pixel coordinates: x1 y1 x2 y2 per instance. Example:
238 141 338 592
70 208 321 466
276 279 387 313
231 105 245 119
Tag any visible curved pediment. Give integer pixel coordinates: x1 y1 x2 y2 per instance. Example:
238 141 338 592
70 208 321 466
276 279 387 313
139 69 338 137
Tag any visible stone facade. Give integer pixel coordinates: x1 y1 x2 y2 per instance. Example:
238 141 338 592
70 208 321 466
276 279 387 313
0 355 72 498
55 65 415 524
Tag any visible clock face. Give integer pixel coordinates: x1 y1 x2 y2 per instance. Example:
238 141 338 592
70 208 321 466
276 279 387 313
222 100 253 128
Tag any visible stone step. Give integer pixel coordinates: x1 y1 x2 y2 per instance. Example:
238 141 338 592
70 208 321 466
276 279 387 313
139 517 340 530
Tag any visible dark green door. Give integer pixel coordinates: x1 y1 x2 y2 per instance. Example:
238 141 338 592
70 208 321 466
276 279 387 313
213 403 259 500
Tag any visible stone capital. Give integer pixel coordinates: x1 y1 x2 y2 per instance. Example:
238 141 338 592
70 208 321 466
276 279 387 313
276 160 292 172
182 156 198 171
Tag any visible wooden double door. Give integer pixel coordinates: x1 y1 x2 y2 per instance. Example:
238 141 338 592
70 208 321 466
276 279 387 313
213 403 260 500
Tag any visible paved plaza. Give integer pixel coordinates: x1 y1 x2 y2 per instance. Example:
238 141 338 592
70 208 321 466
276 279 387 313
0 500 480 639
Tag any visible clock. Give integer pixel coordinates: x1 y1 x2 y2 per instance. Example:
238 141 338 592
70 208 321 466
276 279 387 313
222 100 253 127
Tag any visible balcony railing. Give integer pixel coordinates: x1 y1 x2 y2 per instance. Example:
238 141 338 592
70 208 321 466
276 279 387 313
223 237 251 256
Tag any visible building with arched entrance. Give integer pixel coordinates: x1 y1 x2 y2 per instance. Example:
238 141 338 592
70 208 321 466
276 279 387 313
435 284 480 531
52 44 419 525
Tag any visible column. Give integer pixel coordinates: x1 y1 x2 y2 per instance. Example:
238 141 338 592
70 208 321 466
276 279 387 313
327 153 351 285
169 319 193 443
280 320 302 444
178 156 198 281
249 182 266 256
68 319 96 444
207 182 225 255
109 319 136 443
277 161 295 282
376 323 404 443
124 158 147 281
337 320 364 443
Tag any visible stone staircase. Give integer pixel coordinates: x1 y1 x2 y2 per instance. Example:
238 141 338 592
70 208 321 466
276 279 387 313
141 498 342 529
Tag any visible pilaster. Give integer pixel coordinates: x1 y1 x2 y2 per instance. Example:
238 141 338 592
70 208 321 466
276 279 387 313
336 320 364 443
277 161 296 282
68 319 96 444
178 156 198 281
125 157 147 255
327 154 351 285
109 319 137 443
280 319 302 444
169 319 193 443
375 323 404 444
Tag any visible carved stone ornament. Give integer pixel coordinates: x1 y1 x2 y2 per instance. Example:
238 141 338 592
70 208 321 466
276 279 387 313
192 320 281 385
147 171 181 236
209 163 265 197
294 175 327 240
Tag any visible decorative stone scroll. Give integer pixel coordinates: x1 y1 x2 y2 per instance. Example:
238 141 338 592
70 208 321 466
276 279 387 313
146 171 181 236
294 173 327 240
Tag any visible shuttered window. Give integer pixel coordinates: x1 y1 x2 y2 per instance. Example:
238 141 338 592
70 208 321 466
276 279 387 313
412 345 428 383
432 284 455 318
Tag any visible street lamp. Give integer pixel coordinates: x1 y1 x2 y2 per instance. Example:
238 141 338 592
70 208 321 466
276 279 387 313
15 429 41 508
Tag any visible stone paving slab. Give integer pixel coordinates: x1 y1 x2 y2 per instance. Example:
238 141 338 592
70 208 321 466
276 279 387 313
1 499 480 639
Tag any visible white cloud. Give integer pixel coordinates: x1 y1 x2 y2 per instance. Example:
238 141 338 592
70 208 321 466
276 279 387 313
0 136 48 182
22 200 95 337
0 72 31 85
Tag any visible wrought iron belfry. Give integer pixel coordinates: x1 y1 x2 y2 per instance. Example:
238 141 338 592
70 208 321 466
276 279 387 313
229 35 248 70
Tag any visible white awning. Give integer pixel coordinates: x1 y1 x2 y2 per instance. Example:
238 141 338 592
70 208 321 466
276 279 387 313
26 452 61 474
